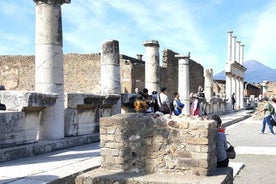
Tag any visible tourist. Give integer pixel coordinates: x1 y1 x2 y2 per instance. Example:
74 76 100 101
257 98 275 134
231 93 236 110
158 87 171 114
211 115 229 167
141 88 155 113
271 97 276 120
190 94 200 117
173 92 184 116
151 91 159 112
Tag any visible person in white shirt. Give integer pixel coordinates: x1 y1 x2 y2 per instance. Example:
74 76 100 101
158 87 171 114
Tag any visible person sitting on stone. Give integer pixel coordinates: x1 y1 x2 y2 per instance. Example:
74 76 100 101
211 114 229 167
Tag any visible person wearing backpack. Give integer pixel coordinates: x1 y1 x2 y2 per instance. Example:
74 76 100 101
258 98 275 134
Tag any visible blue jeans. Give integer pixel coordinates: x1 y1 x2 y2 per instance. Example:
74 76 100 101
261 115 274 134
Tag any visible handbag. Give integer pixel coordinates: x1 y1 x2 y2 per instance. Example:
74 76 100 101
270 116 276 126
226 141 236 159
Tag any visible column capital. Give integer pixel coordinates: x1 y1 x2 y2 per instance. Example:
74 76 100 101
236 40 241 43
143 40 160 47
227 30 233 34
175 52 190 59
33 0 71 4
232 35 237 38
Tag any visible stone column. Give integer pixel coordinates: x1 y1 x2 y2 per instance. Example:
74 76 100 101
235 78 240 108
101 40 121 115
204 69 213 103
34 0 70 139
227 30 233 63
262 80 268 97
175 54 190 115
225 74 232 110
137 54 143 61
232 77 237 109
239 79 244 108
240 44 245 65
143 40 160 93
236 41 241 63
232 36 237 62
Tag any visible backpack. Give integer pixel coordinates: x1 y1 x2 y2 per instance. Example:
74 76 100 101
269 103 275 115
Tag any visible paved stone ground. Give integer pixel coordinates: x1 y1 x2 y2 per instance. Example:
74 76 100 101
226 117 276 184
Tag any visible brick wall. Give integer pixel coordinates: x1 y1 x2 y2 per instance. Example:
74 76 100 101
100 113 217 176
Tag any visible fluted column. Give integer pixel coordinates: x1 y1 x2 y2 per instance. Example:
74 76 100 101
227 30 233 63
143 40 160 93
101 40 121 115
34 0 70 139
226 74 232 109
175 54 190 115
231 76 237 108
240 44 245 65
235 78 240 108
232 36 237 62
239 79 244 108
236 41 241 63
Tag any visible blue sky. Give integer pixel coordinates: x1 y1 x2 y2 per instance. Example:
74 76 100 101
0 0 276 74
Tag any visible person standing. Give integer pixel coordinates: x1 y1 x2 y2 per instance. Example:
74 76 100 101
231 93 236 110
257 98 275 134
173 92 184 116
190 94 200 117
158 87 171 114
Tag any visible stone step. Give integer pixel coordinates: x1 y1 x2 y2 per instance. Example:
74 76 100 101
0 133 100 163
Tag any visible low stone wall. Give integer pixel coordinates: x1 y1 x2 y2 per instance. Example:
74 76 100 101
0 91 58 148
100 113 217 176
64 93 120 136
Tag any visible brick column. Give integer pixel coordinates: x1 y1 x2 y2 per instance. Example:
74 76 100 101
34 0 70 139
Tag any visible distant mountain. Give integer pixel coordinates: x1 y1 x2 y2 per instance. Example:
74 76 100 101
213 60 276 83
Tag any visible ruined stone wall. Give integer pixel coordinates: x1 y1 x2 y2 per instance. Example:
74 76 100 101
213 80 226 98
120 55 145 94
64 53 101 93
162 49 204 99
100 113 217 176
0 51 204 98
0 55 35 90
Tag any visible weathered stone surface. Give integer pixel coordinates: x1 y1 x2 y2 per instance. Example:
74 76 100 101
100 113 217 176
0 91 57 111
